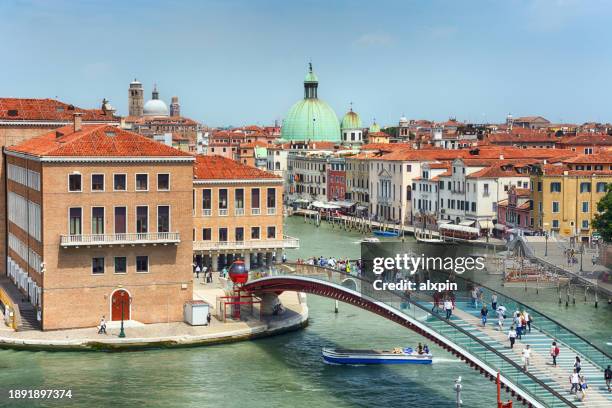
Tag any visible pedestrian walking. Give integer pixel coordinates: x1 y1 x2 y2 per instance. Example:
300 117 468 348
514 313 522 339
574 356 581 374
432 292 440 313
522 345 531 372
491 293 498 311
570 370 580 394
471 288 478 308
282 253 287 263
480 305 488 327
524 310 531 333
195 264 201 279
550 341 560 367
604 365 611 392
444 298 453 320
98 316 107 335
579 375 588 401
508 326 517 349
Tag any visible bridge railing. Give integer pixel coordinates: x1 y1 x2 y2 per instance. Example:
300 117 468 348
273 263 577 408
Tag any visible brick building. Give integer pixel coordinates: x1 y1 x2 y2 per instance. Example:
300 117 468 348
4 122 194 330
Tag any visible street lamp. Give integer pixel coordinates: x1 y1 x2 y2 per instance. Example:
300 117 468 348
579 243 584 273
454 376 462 407
544 231 548 257
113 292 132 338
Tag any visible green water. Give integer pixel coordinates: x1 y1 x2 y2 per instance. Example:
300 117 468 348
0 217 609 408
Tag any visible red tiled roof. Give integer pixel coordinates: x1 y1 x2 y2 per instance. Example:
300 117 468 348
559 133 612 146
563 152 612 164
193 155 280 180
0 98 118 122
6 124 191 157
540 163 612 176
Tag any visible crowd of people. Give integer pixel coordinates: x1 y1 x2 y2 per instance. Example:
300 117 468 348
295 256 362 275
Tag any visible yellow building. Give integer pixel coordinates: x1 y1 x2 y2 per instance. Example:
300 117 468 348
530 153 612 242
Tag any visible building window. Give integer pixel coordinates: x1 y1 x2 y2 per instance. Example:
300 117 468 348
267 226 276 239
251 226 260 239
69 174 82 192
92 257 105 274
580 182 591 193
135 174 148 191
157 205 170 233
235 227 244 242
202 228 212 240
552 219 559 229
552 201 560 213
219 189 228 210
114 257 127 274
218 228 228 242
483 184 489 196
157 173 170 191
202 189 212 214
582 202 589 213
91 174 104 191
582 220 589 230
267 188 276 209
114 207 127 234
596 182 608 193
69 207 82 235
471 202 476 212
136 206 148 233
92 207 105 234
550 182 561 193
251 188 260 213
136 256 149 273
235 188 244 214
114 174 127 191
537 182 542 192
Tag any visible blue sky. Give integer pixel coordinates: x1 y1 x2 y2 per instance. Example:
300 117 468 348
1 0 611 126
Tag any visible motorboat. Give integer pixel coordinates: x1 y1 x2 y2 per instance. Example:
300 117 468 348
373 230 400 237
361 237 380 243
322 347 432 365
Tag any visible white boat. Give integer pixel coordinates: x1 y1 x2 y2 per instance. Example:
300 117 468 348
322 347 433 365
361 237 380 243
415 231 453 245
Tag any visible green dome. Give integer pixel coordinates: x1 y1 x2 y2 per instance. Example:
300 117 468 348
369 120 381 133
281 99 341 142
281 63 341 142
341 109 362 130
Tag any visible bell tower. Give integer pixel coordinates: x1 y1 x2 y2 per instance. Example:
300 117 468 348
128 79 144 117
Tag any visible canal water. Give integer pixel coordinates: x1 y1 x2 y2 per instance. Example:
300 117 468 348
0 217 609 408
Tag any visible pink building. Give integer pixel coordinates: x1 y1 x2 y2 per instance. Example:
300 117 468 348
496 186 532 236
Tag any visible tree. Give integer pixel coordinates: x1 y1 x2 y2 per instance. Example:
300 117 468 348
592 185 612 242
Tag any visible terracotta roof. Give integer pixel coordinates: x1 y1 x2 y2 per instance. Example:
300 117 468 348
514 188 531 196
0 98 118 122
563 152 612 164
466 161 539 179
368 131 391 137
193 155 280 180
559 133 612 146
540 163 612 176
6 124 191 158
487 132 558 144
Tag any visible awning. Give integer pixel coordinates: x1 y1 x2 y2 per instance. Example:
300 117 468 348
331 200 356 208
311 201 341 210
439 223 480 235
494 224 507 231
356 205 368 211
459 220 476 227
293 198 310 204
437 219 452 225
479 220 494 230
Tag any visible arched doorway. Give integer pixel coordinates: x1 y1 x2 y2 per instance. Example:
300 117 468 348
111 289 131 321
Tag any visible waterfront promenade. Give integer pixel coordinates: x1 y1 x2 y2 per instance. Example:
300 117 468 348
0 277 307 351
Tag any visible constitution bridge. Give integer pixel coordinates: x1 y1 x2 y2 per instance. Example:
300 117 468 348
244 263 612 408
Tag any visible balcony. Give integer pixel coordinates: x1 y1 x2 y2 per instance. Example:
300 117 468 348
219 209 228 216
193 235 299 251
251 208 261 215
267 208 277 215
60 232 181 248
202 209 212 216
235 208 245 216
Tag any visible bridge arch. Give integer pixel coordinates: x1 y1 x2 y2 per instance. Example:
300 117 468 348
244 269 576 408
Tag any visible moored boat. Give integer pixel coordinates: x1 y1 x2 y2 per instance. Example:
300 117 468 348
322 347 432 365
361 237 380 243
373 230 400 237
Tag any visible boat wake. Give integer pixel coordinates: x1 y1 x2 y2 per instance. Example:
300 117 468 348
432 357 461 364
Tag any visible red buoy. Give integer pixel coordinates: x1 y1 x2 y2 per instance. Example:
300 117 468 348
229 260 249 284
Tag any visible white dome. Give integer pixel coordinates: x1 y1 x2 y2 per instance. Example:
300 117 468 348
143 99 169 116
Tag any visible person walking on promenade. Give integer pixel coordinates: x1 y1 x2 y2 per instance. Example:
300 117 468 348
480 305 488 327
471 288 478 308
508 326 517 349
522 345 531 372
491 293 498 311
550 341 560 367
444 298 453 320
570 370 580 394
604 365 611 392
574 356 582 374
98 316 107 335
195 264 201 280
514 312 522 339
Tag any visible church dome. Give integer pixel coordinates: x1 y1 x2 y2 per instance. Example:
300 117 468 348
369 120 381 133
143 99 169 116
143 84 169 116
281 64 340 142
341 108 362 130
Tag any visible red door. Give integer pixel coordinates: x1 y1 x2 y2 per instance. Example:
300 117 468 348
111 290 130 321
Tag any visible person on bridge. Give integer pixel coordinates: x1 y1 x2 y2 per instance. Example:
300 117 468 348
574 356 582 374
480 305 488 327
570 370 580 394
471 288 478 308
508 326 517 349
491 293 498 311
521 345 531 372
579 375 588 401
444 298 453 320
524 310 531 333
604 365 611 392
514 313 522 339
550 341 560 367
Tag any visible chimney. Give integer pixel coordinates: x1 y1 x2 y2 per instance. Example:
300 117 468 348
499 154 504 160
73 112 83 132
